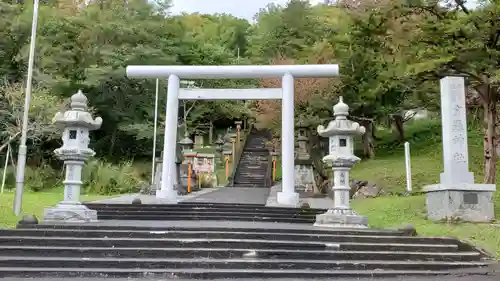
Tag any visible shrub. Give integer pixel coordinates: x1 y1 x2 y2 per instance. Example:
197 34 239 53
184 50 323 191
81 160 144 195
1 164 62 192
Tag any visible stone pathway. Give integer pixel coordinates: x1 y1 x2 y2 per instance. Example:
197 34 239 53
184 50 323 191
266 183 334 209
87 188 218 204
183 187 270 204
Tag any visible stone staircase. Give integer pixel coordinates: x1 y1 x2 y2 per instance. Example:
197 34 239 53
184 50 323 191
233 129 272 187
0 206 495 278
83 202 322 223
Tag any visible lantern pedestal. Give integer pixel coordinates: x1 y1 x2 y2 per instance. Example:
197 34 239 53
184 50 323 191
44 202 98 223
314 208 368 228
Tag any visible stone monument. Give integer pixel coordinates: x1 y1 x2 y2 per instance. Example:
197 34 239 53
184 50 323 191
294 121 315 193
44 90 103 223
315 96 368 228
423 76 496 222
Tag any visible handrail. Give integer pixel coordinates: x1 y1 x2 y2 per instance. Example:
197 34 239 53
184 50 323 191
228 121 254 186
264 148 273 187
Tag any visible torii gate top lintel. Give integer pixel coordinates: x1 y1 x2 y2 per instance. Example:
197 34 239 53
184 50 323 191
126 64 340 79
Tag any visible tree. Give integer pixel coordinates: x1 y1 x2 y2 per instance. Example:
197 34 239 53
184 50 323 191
401 0 500 183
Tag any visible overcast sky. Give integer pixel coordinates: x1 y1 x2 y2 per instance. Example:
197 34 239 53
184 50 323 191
170 0 325 21
169 0 479 21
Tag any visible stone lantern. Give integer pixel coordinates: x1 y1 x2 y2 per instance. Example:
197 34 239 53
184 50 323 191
215 134 225 163
295 120 311 161
294 120 314 193
44 90 103 223
315 96 367 228
235 120 243 144
179 132 194 152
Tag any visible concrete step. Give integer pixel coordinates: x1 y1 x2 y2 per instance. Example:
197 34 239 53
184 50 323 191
0 245 481 261
84 203 325 213
17 224 409 236
235 173 266 178
89 210 317 219
0 229 469 245
4 215 492 279
233 182 267 186
0 256 490 271
85 206 323 215
0 236 460 252
92 215 315 223
0 267 493 279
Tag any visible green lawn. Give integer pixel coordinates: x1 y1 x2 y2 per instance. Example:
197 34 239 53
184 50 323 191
352 196 500 258
0 190 109 228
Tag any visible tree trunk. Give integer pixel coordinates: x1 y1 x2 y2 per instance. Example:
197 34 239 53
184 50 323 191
391 114 405 142
108 129 117 157
359 119 375 158
483 100 496 184
495 105 500 159
310 133 328 195
208 121 213 144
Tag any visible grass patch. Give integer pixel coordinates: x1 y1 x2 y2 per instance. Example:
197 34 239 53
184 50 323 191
351 119 500 216
352 195 500 259
0 190 110 228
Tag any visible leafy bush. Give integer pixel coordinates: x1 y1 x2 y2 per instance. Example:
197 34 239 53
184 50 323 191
81 160 144 195
0 160 144 194
1 164 62 192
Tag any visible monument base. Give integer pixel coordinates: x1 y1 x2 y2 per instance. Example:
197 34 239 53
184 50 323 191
156 188 178 203
276 191 300 206
314 208 368 228
140 184 157 195
423 184 496 222
44 202 98 223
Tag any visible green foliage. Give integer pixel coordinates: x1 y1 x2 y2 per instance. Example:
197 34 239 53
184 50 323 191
352 119 499 203
0 0 498 192
82 160 144 194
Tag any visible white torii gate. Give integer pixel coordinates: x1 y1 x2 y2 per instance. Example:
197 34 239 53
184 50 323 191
126 65 340 206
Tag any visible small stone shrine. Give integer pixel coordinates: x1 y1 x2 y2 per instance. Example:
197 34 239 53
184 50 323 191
423 76 496 222
44 90 103 223
315 96 368 228
194 134 204 149
294 121 315 193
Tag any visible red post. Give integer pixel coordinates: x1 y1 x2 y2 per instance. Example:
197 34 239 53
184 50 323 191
187 162 192 193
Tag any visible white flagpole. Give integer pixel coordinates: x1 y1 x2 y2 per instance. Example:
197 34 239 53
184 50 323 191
151 79 160 185
14 0 40 215
1 144 11 194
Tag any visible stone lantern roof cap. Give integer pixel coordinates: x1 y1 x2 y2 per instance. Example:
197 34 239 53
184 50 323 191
295 119 308 129
70 90 88 111
333 96 349 117
215 135 225 145
179 132 193 145
53 90 102 130
317 96 365 137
